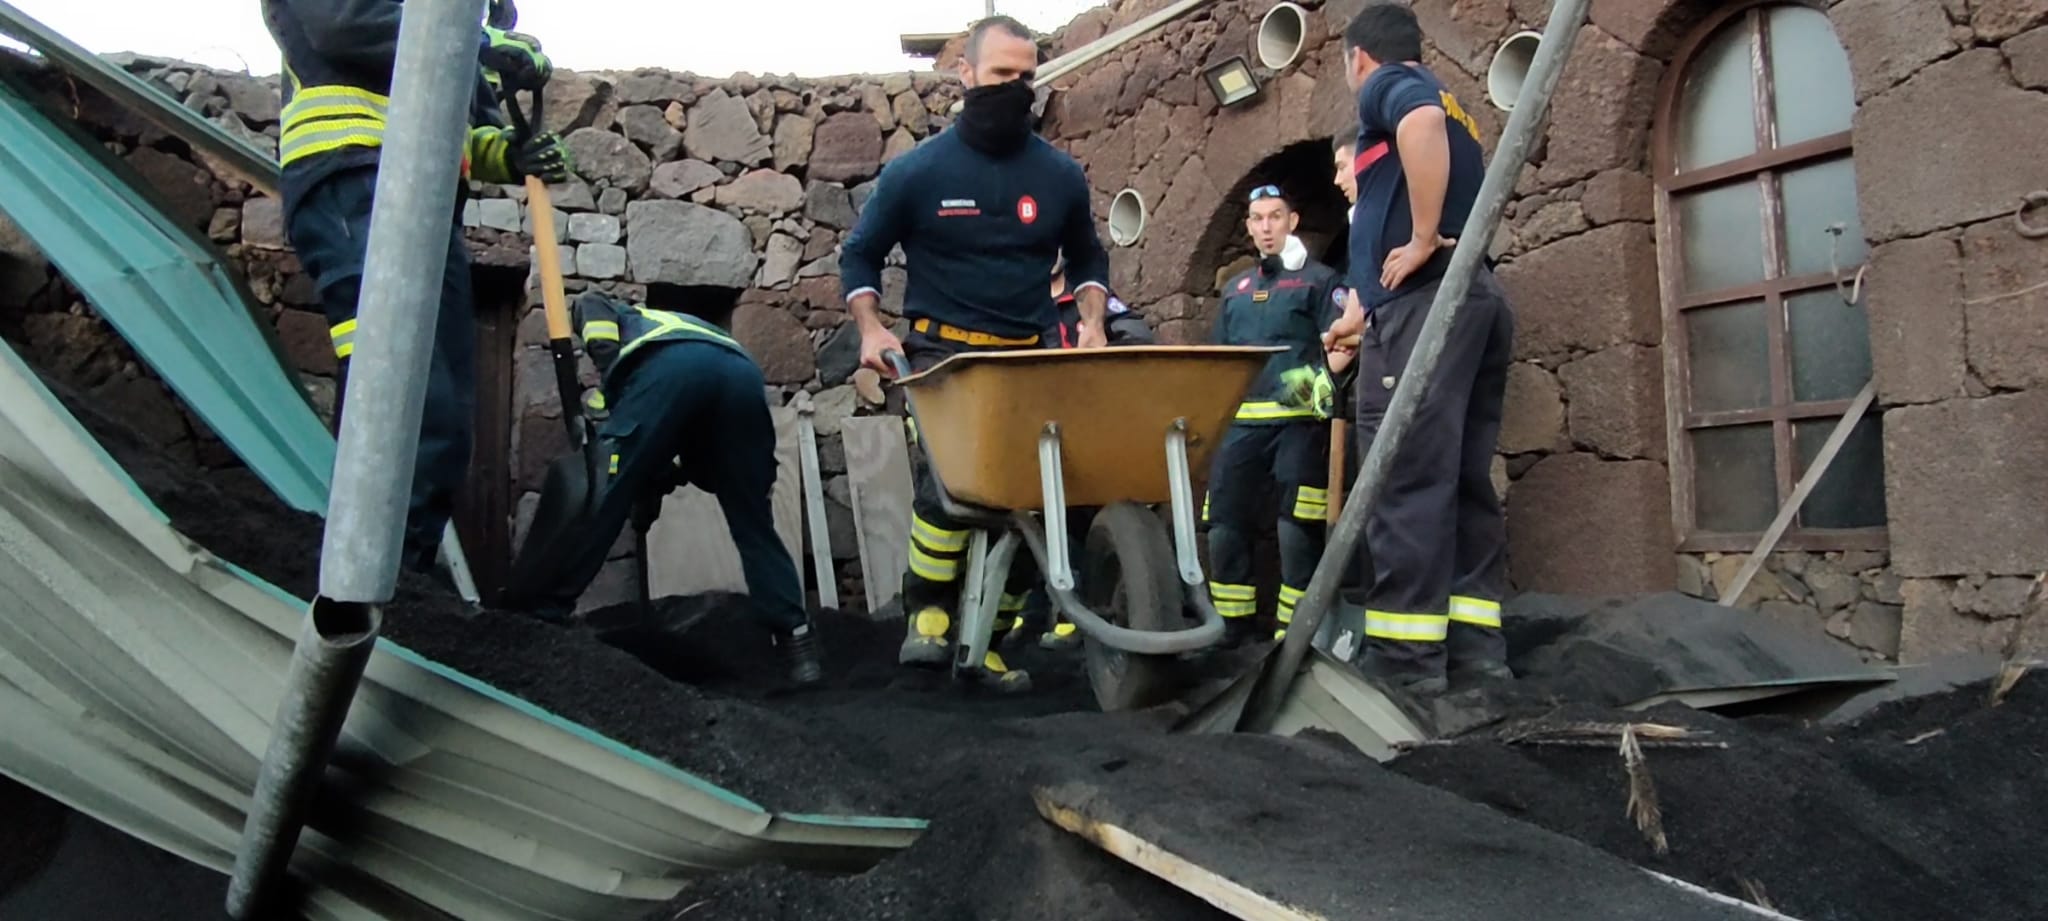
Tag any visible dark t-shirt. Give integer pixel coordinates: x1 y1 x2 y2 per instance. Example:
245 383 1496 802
1347 63 1488 309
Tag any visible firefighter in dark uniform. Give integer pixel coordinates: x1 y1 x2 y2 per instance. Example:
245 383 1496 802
1206 185 1349 647
1325 3 1515 693
260 0 573 578
510 287 824 687
843 16 1112 692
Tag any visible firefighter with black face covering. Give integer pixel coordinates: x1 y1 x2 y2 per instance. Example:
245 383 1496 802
841 15 1113 692
1205 185 1348 647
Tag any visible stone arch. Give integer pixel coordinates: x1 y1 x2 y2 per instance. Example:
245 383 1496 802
1184 138 1355 296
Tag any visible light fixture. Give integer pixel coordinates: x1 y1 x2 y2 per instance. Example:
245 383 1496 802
1203 56 1262 108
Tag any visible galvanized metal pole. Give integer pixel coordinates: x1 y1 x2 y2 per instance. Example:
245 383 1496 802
227 0 483 915
1236 0 1591 734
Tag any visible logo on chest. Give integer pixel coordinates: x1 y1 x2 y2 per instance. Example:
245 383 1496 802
1016 195 1038 224
937 198 980 217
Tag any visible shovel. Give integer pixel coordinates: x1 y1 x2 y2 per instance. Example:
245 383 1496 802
494 83 611 606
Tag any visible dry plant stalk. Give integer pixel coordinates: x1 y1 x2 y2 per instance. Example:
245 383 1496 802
1738 877 1776 912
1620 724 1669 856
1991 573 2046 707
1502 720 1698 744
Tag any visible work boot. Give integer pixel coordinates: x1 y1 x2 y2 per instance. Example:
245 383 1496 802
1038 620 1081 651
1452 658 1515 681
976 649 1032 694
1219 616 1261 649
899 606 952 668
774 623 825 688
1356 654 1450 696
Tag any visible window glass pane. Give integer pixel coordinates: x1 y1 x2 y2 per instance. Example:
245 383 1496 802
1677 17 1759 171
1686 299 1772 413
1693 423 1778 533
1678 180 1767 293
1768 4 1855 147
1787 288 1871 403
1795 414 1886 529
1780 157 1866 279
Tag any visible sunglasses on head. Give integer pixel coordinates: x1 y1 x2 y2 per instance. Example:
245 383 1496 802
1247 184 1284 202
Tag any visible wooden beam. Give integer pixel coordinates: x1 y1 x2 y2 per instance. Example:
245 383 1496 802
1032 788 1329 921
1717 379 1878 606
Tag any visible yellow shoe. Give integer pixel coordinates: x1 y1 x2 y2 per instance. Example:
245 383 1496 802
978 649 1032 693
898 606 952 668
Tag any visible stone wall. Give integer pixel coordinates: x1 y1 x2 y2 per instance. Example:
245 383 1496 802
0 49 966 611
1833 0 2048 660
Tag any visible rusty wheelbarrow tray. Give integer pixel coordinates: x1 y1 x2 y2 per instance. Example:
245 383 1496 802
887 345 1282 710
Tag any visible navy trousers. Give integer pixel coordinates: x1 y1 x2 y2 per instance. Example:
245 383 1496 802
547 341 806 632
286 164 476 572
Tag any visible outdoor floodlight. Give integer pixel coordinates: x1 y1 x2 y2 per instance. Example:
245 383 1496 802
1203 56 1261 107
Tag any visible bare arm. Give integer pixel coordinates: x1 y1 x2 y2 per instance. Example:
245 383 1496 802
1394 106 1450 246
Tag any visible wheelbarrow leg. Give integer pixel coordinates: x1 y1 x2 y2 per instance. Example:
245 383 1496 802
1037 423 1075 591
954 529 1029 692
1164 418 1210 589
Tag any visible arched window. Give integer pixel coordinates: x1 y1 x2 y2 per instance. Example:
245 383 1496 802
1653 0 1885 552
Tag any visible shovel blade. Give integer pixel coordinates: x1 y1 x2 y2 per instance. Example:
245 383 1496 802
501 441 607 605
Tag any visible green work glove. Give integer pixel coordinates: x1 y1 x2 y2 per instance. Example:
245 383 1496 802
1277 366 1337 421
465 126 573 184
512 130 574 184
479 26 551 91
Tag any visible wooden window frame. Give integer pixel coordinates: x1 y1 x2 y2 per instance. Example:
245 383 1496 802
1651 0 1886 554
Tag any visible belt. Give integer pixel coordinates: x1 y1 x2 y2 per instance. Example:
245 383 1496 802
913 318 1041 347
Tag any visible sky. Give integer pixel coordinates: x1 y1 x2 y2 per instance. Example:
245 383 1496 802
4 0 1108 78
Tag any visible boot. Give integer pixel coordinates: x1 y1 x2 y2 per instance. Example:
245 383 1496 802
975 649 1031 694
1356 652 1450 695
1451 658 1515 681
899 606 952 668
1037 619 1080 651
1219 616 1261 649
774 623 824 687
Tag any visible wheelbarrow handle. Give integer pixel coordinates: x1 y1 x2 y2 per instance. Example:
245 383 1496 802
882 349 912 380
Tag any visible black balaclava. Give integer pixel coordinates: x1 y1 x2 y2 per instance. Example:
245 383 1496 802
956 79 1037 156
1259 253 1284 276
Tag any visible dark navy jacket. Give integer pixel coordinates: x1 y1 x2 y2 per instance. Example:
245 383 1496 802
840 130 1110 340
1048 291 1151 347
260 0 504 211
1348 62 1488 309
571 291 750 397
1215 257 1347 424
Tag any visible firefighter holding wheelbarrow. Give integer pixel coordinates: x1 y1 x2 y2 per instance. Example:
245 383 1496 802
843 15 1113 693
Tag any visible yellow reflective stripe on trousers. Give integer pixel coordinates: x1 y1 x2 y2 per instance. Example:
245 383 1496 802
582 320 621 342
999 593 1028 613
1210 582 1256 618
907 543 959 581
911 515 967 553
608 453 619 475
329 318 357 359
1276 584 1305 623
1292 485 1328 520
1449 595 1503 628
1364 610 1450 642
1235 400 1316 421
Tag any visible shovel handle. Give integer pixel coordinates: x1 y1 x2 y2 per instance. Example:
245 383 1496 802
528 178 571 341
1327 419 1347 527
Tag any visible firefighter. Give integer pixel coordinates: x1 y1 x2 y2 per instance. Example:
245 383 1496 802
1325 3 1515 693
843 15 1113 692
511 287 824 688
260 0 573 580
1205 185 1349 647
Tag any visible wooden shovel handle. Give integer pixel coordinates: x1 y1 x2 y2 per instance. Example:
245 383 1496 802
527 176 572 341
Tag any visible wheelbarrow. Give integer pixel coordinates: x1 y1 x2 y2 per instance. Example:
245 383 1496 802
884 344 1284 711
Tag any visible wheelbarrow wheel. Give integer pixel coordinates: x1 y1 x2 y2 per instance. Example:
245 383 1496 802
1078 501 1185 712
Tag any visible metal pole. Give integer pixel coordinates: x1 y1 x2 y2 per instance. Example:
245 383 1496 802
1236 0 1591 734
227 0 483 914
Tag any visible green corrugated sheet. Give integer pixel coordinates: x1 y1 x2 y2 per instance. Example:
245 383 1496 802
0 74 335 513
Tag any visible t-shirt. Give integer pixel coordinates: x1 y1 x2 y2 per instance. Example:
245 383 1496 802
839 130 1110 339
1347 63 1488 309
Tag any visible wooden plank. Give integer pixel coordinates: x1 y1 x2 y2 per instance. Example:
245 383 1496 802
1717 380 1877 606
1032 789 1326 921
644 405 802 597
842 416 913 616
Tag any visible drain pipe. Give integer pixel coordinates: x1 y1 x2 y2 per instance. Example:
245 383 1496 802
226 0 482 915
1236 0 1592 734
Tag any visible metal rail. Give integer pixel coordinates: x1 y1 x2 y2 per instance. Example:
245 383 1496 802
1237 0 1594 733
228 0 481 913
